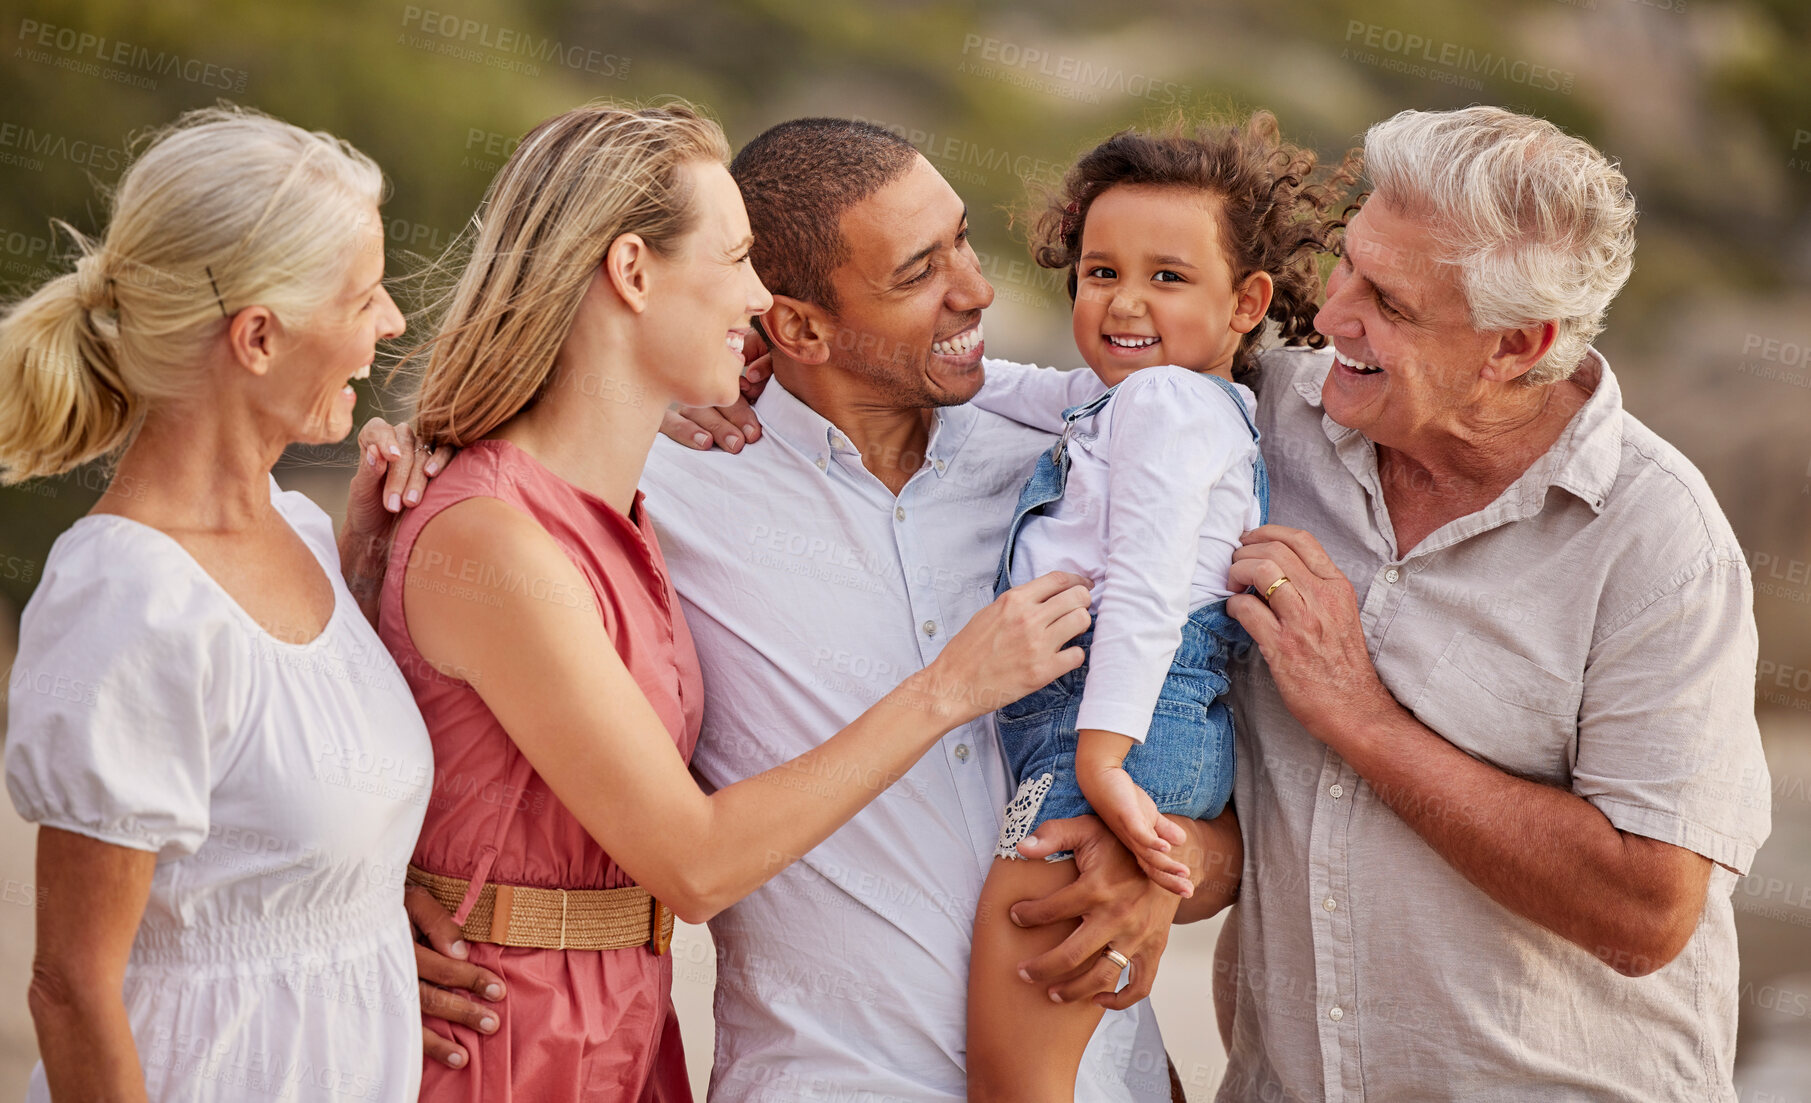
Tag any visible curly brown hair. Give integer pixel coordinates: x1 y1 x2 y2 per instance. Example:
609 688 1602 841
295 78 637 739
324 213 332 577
1030 111 1360 374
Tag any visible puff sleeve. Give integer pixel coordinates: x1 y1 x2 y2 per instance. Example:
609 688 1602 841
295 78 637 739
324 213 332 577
5 523 236 857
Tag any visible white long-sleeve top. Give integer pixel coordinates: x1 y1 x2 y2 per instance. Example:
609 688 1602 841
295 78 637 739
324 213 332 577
979 360 1261 742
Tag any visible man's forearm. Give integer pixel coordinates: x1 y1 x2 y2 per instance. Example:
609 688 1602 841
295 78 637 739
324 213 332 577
1328 701 1704 974
1174 808 1241 924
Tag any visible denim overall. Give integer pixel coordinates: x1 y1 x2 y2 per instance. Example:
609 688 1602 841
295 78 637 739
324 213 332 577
990 374 1270 859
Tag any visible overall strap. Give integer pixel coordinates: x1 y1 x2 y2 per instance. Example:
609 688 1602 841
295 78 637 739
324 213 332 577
1200 373 1270 525
1200 373 1261 445
1052 385 1118 461
1061 386 1117 423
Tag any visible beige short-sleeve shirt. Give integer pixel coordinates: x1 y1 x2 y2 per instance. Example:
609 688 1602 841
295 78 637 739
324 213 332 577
1218 347 1771 1102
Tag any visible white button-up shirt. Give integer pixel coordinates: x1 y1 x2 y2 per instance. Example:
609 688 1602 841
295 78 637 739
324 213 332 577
1217 347 1771 1102
640 378 1169 1103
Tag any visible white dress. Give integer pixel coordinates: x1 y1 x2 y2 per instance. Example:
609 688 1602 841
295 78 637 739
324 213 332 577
5 478 433 1103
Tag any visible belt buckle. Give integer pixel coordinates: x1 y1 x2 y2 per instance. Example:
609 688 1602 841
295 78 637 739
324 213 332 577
650 897 674 956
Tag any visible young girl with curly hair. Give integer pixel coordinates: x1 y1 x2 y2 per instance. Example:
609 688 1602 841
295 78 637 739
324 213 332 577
966 112 1357 1101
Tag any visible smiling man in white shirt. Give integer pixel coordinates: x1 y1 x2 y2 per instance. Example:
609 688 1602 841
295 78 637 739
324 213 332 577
642 117 1249 1103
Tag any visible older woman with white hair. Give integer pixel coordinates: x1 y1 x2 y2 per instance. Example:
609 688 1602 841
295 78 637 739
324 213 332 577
1 107 449 1102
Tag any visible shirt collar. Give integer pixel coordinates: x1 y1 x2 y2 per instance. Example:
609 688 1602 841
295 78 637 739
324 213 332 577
1292 346 1623 514
1540 349 1622 513
754 375 974 480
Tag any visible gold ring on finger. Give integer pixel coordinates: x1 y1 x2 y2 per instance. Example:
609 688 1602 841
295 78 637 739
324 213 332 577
1264 575 1291 601
1101 946 1131 972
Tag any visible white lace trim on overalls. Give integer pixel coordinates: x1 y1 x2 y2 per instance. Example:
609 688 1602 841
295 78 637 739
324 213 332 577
994 772 1055 860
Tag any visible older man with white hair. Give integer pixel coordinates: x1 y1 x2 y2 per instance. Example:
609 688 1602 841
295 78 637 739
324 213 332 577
1189 106 1772 1101
965 104 1771 1099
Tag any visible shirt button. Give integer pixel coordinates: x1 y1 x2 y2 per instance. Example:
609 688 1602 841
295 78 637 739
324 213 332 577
934 459 946 472
954 743 971 762
815 456 827 470
1329 1006 1344 1022
922 620 937 637
1323 897 1338 911
1384 567 1401 584
895 506 906 521
1329 784 1344 799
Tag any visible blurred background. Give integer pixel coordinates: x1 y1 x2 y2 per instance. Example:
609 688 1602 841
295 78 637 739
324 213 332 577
1 0 1808 1097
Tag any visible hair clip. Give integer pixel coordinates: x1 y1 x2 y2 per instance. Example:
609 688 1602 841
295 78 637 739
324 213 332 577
205 265 228 318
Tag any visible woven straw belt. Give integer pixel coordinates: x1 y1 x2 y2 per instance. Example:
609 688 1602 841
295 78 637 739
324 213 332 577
407 865 674 955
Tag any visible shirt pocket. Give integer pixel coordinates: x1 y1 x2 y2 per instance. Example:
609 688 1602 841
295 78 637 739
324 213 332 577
1408 630 1583 787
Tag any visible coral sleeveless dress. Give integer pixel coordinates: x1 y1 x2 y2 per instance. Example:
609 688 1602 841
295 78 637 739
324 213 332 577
379 438 701 1102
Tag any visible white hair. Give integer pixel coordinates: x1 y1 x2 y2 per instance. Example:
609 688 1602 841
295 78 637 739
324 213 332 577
1362 106 1637 385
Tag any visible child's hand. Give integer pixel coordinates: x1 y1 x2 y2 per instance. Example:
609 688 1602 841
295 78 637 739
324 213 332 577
1076 730 1194 897
1083 765 1194 896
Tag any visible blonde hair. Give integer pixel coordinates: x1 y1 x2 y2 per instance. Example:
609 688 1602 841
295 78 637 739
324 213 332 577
407 100 730 446
0 105 385 483
1363 106 1638 384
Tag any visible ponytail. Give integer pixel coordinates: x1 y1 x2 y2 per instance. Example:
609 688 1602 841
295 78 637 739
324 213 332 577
0 232 138 483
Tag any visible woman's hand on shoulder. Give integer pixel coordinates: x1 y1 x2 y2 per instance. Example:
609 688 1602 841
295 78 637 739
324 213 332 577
338 418 453 621
345 417 455 542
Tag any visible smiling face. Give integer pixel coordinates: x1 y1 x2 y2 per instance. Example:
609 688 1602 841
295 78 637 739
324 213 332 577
819 154 994 407
637 160 773 408
1070 184 1260 388
1313 197 1507 448
278 208 404 445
